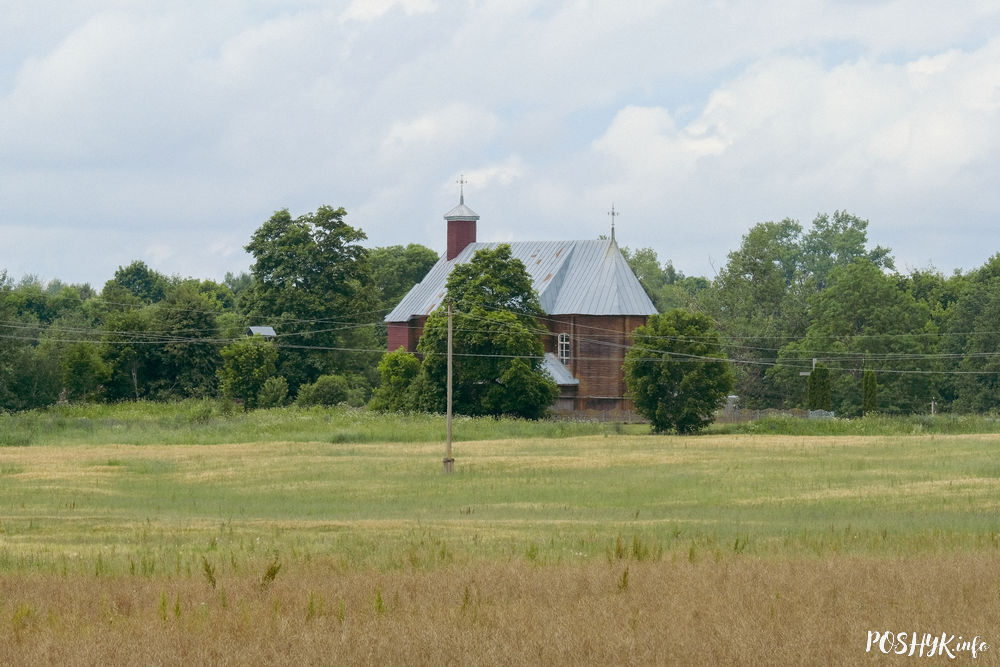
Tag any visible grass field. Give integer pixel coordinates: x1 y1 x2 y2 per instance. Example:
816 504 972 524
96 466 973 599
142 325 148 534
1 404 999 664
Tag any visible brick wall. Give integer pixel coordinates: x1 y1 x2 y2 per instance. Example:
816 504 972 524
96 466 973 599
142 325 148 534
386 317 427 353
390 311 648 414
545 314 649 412
447 220 476 260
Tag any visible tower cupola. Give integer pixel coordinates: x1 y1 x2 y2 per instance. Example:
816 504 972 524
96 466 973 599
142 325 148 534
444 176 478 260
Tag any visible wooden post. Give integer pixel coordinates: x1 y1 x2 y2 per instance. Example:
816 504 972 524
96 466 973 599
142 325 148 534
444 301 454 474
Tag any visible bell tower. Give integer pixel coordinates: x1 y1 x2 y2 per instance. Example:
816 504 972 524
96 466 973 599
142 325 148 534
444 174 479 260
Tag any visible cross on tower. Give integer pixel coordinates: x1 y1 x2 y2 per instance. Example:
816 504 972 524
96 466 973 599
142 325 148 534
608 203 619 242
457 174 467 205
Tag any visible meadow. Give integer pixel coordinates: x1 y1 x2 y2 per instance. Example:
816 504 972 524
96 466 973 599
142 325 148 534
1 403 999 664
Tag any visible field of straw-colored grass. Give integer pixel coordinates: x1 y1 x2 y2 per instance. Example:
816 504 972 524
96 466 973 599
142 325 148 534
2 556 998 665
2 429 999 664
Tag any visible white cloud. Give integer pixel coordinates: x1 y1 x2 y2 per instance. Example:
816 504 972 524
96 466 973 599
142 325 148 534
380 103 499 158
4 1 1000 285
588 39 1000 202
341 0 438 22
461 157 526 190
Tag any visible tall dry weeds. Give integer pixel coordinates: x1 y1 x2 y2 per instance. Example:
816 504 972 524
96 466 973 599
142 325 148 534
2 554 998 665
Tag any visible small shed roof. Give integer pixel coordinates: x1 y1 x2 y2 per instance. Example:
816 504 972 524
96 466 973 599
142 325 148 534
246 326 277 337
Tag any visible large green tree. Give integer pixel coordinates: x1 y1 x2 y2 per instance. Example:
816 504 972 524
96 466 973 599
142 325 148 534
621 246 709 312
800 211 893 290
0 272 62 410
706 218 807 409
623 309 734 434
415 245 558 419
101 296 157 401
242 206 379 393
104 260 168 304
370 244 439 312
147 282 223 399
769 260 934 416
706 211 894 409
942 254 1000 412
1 273 98 410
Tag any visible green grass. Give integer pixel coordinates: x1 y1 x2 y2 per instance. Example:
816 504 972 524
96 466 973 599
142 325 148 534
719 412 1000 436
0 400 638 447
1 426 998 575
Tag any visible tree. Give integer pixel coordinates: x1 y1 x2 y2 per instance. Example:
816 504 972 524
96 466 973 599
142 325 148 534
242 206 379 393
623 309 734 434
770 261 933 416
217 337 279 410
862 369 878 415
443 244 543 318
807 364 832 412
707 211 896 409
256 376 289 408
942 254 1000 412
148 282 222 399
369 347 422 412
800 211 893 290
417 245 558 419
1 273 80 410
61 342 111 402
621 246 668 297
102 304 156 401
370 244 439 312
223 271 253 296
705 219 807 409
105 260 168 303
621 246 708 312
1 344 61 410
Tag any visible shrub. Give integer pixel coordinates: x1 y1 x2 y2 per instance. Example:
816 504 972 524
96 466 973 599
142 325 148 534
257 376 289 409
296 374 350 407
369 347 421 412
217 338 278 410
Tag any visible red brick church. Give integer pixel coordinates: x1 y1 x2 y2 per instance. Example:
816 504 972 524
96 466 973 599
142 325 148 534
384 195 657 416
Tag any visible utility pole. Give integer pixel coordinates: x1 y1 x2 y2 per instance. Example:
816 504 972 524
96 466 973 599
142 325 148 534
444 301 455 474
801 358 817 409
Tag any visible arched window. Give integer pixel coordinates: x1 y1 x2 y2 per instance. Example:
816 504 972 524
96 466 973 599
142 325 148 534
558 333 571 364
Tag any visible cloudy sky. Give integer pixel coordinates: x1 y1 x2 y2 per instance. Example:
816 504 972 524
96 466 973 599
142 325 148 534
3 0 999 288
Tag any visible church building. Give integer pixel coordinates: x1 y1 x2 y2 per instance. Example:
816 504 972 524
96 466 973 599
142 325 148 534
384 193 657 416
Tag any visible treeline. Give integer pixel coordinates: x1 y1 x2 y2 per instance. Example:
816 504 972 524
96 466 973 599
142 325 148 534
3 206 1000 417
623 211 1000 416
0 206 437 411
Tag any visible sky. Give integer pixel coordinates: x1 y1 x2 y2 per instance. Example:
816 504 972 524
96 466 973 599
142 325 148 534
2 0 1000 289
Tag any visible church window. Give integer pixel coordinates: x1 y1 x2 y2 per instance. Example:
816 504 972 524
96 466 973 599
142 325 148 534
558 333 571 364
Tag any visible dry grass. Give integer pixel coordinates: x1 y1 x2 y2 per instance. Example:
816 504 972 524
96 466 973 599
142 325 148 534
3 432 999 663
2 555 998 665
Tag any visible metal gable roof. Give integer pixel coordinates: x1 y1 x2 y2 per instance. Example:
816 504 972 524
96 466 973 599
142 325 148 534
385 238 657 322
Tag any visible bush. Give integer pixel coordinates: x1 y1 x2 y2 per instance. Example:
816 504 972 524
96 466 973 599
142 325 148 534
296 374 350 407
217 338 278 410
369 347 421 412
257 376 289 409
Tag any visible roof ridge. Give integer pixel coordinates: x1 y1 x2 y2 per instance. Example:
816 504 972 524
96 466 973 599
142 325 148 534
386 237 655 322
